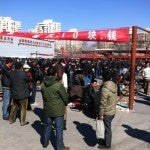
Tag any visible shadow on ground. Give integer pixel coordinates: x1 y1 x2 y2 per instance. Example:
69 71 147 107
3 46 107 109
135 99 150 106
73 121 97 147
122 124 150 143
33 107 46 123
32 108 56 149
32 120 56 149
82 111 96 119
138 92 150 101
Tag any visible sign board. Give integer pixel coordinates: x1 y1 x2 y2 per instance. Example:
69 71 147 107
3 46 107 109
0 36 54 58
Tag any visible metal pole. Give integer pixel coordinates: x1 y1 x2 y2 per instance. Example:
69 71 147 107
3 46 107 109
137 26 150 33
129 26 137 110
36 51 38 58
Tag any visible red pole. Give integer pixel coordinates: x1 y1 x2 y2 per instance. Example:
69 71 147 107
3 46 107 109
129 26 137 110
61 47 64 59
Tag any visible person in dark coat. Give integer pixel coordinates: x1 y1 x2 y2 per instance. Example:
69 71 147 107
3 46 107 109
9 62 30 126
30 61 42 104
82 79 98 118
23 63 33 111
1 58 13 120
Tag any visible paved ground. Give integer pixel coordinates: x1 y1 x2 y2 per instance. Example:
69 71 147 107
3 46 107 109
0 92 150 150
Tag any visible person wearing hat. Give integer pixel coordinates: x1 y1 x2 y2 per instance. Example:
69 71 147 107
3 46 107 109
23 63 31 71
23 63 33 111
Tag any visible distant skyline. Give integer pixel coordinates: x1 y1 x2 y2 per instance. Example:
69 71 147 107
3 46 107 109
0 0 150 31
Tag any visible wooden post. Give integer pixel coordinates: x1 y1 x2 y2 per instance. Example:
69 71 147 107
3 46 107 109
61 47 64 59
129 26 137 110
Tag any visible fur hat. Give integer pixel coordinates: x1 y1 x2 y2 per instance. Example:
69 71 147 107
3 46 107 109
23 64 30 69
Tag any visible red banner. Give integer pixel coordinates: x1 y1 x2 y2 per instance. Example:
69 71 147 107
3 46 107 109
62 53 150 59
0 28 129 42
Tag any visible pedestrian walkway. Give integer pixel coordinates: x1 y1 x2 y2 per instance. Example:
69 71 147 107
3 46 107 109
0 92 150 150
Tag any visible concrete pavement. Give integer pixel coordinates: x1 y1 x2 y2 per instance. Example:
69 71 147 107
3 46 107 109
0 92 150 150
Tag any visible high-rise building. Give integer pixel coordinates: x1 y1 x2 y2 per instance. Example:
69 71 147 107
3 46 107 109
61 29 83 53
28 19 62 51
29 21 83 52
28 19 61 33
0 17 21 32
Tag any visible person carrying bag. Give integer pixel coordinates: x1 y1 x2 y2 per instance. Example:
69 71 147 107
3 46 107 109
96 118 105 139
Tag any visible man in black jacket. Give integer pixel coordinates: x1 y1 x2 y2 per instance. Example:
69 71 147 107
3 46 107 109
82 79 99 118
1 58 13 120
9 62 30 126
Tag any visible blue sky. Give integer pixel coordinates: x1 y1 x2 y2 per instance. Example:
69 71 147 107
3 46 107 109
0 0 150 31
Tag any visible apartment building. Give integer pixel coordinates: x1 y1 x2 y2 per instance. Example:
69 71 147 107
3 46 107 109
28 19 62 51
0 17 21 32
29 19 61 33
61 29 83 53
29 20 83 52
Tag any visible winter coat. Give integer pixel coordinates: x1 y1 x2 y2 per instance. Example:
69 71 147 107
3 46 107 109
82 84 100 115
41 76 68 117
82 84 95 105
30 66 43 83
99 81 118 116
10 69 30 100
1 65 11 88
74 73 84 86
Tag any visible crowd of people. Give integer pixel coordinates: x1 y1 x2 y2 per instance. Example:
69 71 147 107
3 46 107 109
0 57 150 150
